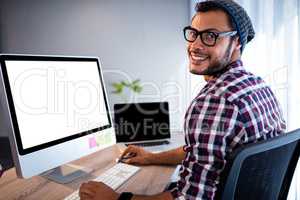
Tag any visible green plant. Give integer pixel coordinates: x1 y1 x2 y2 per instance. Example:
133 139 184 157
111 79 143 102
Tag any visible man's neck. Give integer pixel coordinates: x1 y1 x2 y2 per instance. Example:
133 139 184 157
204 75 215 82
203 58 242 82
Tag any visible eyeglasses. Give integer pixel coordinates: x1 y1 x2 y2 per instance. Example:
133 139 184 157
183 26 237 47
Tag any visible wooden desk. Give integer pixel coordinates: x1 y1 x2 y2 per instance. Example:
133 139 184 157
0 133 185 200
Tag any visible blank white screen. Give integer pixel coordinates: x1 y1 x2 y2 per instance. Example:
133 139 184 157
5 60 110 149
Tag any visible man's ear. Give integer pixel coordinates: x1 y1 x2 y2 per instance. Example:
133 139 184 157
234 37 242 51
236 44 242 51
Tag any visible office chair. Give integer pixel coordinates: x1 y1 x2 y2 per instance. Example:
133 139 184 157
216 128 300 200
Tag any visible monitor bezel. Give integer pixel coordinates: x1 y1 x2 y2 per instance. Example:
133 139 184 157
0 54 112 155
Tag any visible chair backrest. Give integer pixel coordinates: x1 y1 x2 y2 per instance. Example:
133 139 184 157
217 129 300 200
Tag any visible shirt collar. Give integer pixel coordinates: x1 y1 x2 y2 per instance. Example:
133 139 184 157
228 59 244 71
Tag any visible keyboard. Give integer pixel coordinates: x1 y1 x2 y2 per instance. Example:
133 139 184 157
64 163 140 200
125 140 170 147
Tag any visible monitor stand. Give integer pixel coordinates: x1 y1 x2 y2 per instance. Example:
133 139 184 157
42 164 92 184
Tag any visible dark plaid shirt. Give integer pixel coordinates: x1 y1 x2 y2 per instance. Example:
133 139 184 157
170 60 286 200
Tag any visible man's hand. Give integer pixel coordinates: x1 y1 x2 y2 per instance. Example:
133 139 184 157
120 145 154 165
120 146 186 166
79 181 119 200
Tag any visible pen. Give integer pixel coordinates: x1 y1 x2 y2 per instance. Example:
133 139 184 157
116 153 136 163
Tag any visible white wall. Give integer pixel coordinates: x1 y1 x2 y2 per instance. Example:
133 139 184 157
0 0 190 132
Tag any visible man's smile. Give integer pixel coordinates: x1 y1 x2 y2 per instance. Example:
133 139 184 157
189 51 209 64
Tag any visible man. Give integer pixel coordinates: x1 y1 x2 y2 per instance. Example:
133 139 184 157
79 0 286 199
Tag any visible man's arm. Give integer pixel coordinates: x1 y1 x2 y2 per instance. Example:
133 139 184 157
150 146 186 165
121 146 186 166
170 95 243 199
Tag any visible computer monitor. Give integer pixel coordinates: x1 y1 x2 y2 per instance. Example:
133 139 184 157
0 54 116 182
114 102 170 144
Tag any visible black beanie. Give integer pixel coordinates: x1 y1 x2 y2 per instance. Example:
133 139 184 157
196 0 255 52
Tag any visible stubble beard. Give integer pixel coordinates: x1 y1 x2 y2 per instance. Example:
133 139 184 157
190 38 234 76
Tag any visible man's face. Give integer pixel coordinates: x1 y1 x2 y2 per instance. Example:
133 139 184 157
188 10 238 75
